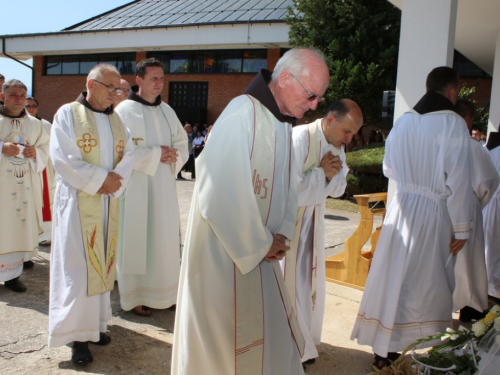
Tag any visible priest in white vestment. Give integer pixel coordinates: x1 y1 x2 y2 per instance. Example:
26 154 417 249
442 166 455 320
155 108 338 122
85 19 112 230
483 133 500 300
48 64 134 365
171 48 330 375
0 80 49 292
283 99 362 364
26 96 56 248
453 100 499 320
351 67 473 369
116 58 188 317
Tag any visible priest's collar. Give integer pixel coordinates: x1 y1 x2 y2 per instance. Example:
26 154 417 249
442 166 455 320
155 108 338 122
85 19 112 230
0 105 27 119
128 85 162 107
76 92 114 114
486 132 500 151
243 69 296 124
413 91 456 115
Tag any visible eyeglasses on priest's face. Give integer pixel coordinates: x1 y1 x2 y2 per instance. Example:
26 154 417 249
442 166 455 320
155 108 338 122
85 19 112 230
25 104 38 109
93 80 123 95
289 72 325 103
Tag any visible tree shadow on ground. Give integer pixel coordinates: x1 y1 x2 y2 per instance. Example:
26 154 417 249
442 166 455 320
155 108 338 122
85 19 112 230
324 214 350 221
303 342 374 375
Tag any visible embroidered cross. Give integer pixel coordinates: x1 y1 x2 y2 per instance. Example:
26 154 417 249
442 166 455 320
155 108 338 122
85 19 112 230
115 140 125 158
77 133 98 153
132 137 144 146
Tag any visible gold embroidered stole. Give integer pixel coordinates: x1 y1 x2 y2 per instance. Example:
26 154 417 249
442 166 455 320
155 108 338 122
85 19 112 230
286 121 321 312
234 95 304 374
71 102 126 297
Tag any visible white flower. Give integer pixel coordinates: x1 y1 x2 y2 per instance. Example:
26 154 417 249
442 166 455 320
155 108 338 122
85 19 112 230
494 317 500 331
472 321 487 337
490 305 500 315
446 328 455 333
450 334 460 340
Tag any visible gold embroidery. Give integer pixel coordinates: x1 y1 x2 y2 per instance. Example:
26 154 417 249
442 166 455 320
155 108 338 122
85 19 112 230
77 133 98 153
115 140 125 158
132 137 144 146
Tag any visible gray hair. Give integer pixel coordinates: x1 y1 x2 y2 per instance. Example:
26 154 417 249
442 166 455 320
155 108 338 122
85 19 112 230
271 47 326 81
3 79 27 93
86 64 121 89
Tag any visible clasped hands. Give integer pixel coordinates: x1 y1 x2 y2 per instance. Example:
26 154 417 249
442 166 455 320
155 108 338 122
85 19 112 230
160 146 178 165
97 171 123 195
321 151 342 181
2 142 37 159
264 234 290 262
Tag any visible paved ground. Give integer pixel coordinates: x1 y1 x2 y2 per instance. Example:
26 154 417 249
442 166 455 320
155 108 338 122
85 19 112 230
0 174 384 375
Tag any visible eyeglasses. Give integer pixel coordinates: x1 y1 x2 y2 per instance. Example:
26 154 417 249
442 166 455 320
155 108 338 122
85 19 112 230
290 72 325 102
25 105 38 109
93 80 123 95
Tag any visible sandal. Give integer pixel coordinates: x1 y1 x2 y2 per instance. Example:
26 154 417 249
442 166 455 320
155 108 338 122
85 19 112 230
132 305 152 316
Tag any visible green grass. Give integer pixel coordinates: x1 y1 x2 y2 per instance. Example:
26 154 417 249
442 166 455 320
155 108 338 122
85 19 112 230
325 198 360 213
345 143 385 174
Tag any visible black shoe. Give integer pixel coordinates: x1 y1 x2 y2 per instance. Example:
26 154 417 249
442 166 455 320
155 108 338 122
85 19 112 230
23 260 34 269
177 176 186 180
89 332 111 346
4 277 27 293
72 342 93 365
303 358 316 365
459 306 487 322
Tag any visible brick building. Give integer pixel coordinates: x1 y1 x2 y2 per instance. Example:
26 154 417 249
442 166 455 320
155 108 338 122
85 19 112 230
0 0 292 124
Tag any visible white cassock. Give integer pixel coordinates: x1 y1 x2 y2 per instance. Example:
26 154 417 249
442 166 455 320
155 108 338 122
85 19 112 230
484 146 500 298
39 118 56 243
453 140 499 311
171 95 304 375
284 119 349 361
351 110 472 356
115 99 188 310
48 103 134 347
0 112 49 281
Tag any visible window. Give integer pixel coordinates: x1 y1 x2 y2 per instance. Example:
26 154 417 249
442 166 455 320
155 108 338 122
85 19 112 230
44 53 135 75
148 49 267 74
170 82 208 108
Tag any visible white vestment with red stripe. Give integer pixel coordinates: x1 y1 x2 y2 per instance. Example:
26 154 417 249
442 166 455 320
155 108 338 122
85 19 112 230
171 94 304 375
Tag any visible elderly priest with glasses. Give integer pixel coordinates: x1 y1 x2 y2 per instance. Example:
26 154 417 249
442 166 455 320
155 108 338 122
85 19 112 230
171 47 330 375
48 64 134 365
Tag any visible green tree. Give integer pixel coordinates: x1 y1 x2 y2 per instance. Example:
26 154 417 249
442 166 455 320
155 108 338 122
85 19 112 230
458 82 489 134
286 0 401 124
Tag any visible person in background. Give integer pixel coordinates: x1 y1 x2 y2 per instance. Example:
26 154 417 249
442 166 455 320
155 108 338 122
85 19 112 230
113 79 131 107
0 79 49 292
26 96 56 247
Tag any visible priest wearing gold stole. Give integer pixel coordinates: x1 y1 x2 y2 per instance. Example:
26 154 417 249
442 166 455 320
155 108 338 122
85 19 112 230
171 48 330 375
48 64 134 365
284 99 363 365
0 79 49 292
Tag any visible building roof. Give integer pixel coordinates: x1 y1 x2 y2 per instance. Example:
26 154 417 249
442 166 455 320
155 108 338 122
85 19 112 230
65 0 293 32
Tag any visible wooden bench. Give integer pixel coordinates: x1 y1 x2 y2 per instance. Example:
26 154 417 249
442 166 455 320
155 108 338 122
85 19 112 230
325 192 387 290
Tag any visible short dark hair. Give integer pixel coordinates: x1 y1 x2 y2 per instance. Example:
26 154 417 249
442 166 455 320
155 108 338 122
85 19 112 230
26 96 39 105
471 126 483 133
135 58 163 78
426 66 459 95
0 74 4 81
324 99 350 121
455 99 476 119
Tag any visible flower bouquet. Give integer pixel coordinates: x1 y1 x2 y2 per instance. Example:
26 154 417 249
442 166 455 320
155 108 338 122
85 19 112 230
369 305 500 375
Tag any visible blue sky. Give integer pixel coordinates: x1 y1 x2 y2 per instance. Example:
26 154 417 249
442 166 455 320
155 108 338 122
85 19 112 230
0 0 132 94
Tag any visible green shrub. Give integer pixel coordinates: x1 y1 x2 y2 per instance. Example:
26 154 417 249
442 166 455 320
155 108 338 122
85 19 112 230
345 143 387 195
345 143 385 174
